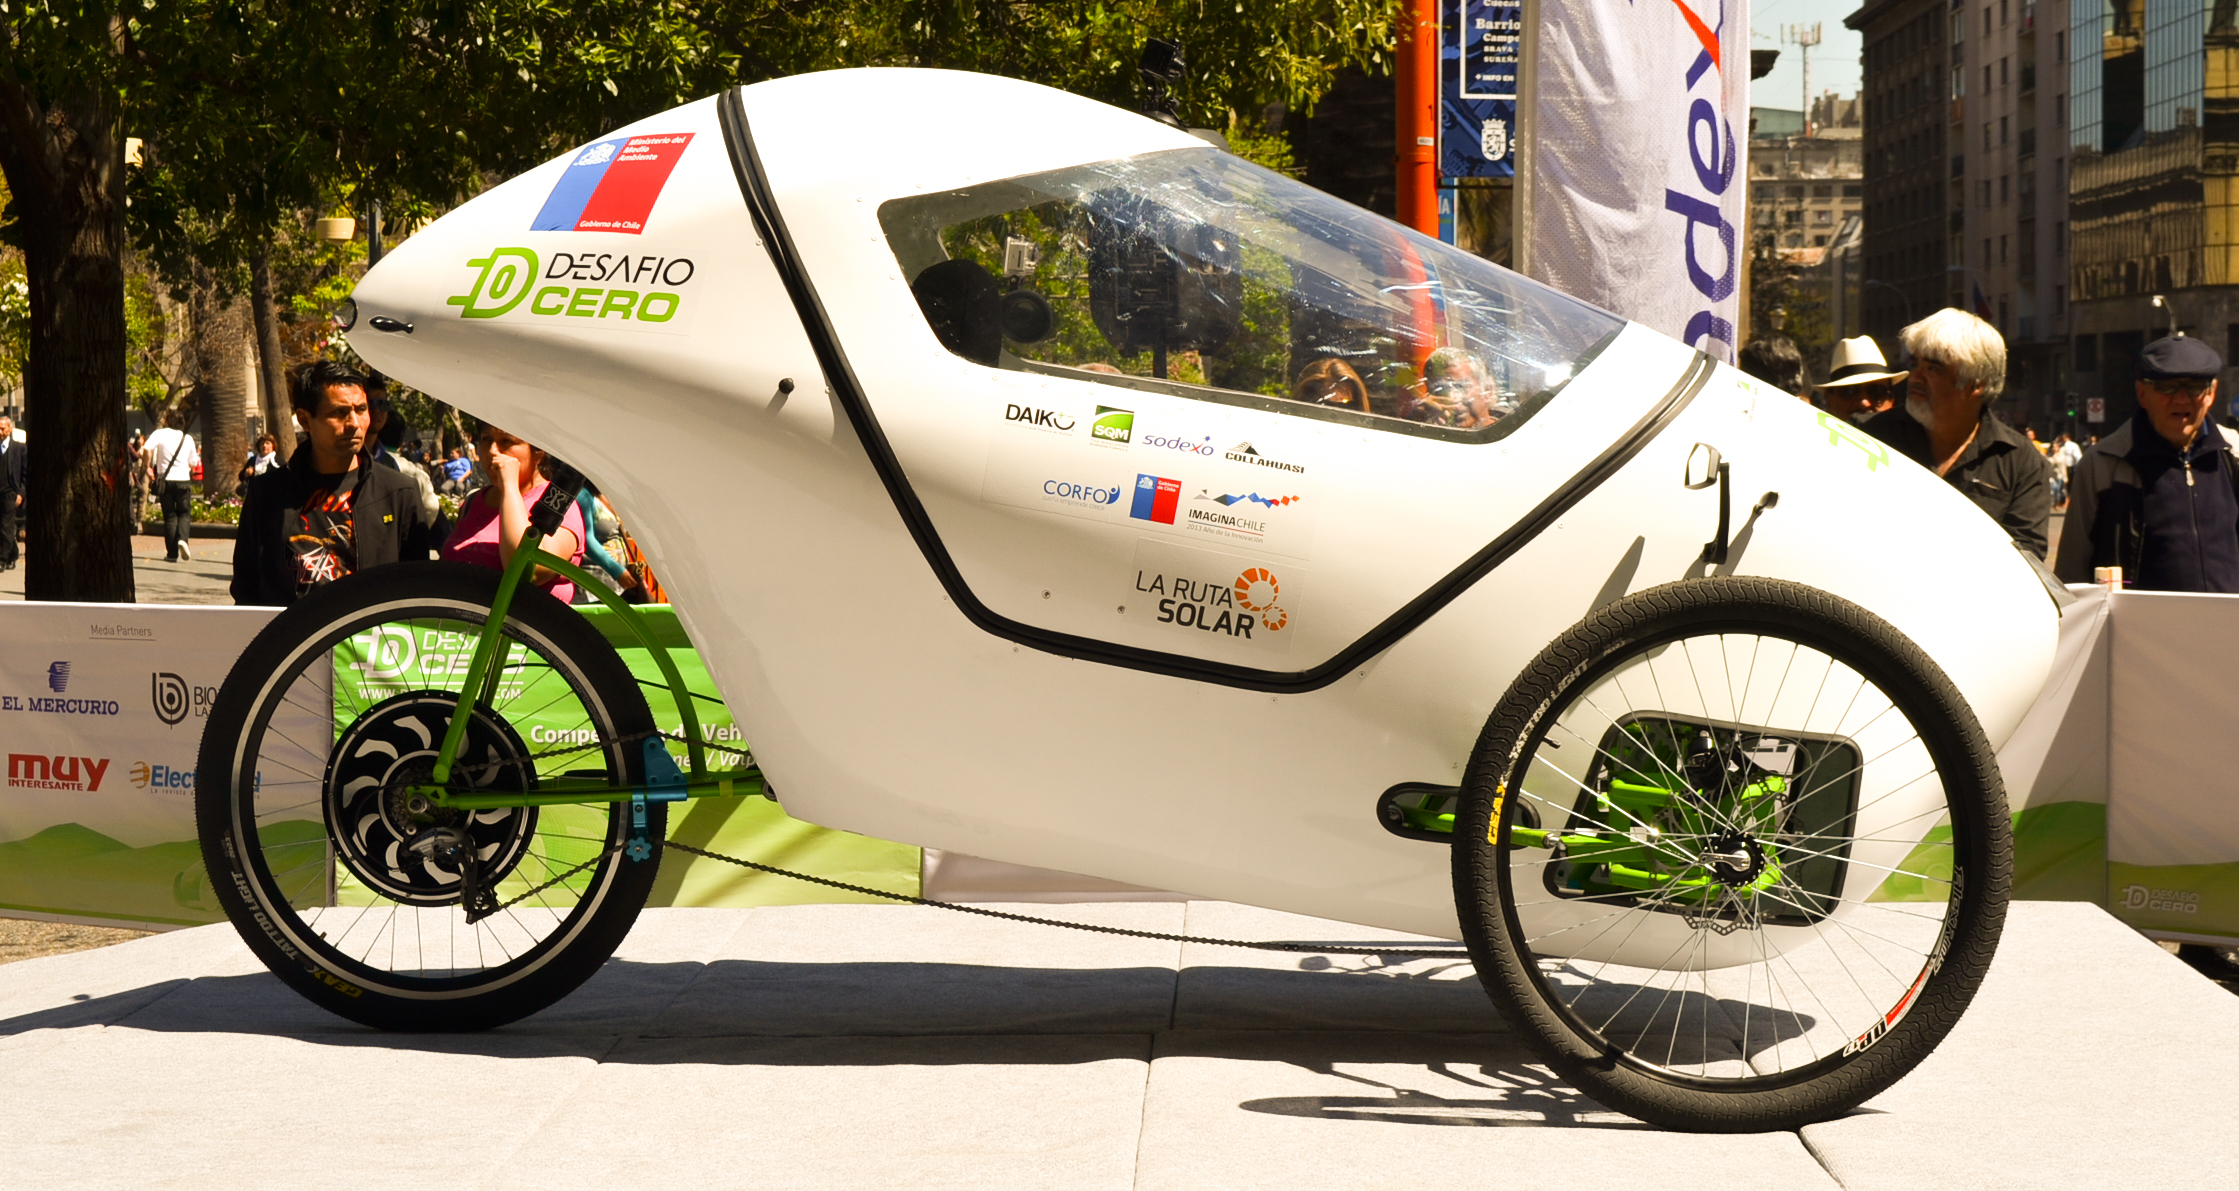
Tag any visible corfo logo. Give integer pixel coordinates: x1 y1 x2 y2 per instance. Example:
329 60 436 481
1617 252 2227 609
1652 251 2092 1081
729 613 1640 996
447 247 688 325
1129 474 1182 525
46 661 70 693
1224 442 1307 474
7 754 110 792
1043 480 1122 507
1091 405 1135 445
2119 884 2201 914
1006 404 1076 432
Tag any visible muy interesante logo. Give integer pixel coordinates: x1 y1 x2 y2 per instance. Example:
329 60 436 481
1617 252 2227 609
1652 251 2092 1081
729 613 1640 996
8 754 110 792
530 133 694 234
446 247 695 326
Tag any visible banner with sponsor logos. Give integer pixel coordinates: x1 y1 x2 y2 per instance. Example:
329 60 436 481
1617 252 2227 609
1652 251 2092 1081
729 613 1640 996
1525 0 1746 360
0 602 917 929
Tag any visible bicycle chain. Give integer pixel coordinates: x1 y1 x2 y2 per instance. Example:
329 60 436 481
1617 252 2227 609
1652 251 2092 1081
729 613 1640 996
455 732 1464 956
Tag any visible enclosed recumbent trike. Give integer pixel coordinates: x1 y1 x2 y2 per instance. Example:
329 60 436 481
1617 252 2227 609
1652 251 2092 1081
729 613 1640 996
195 70 2059 1132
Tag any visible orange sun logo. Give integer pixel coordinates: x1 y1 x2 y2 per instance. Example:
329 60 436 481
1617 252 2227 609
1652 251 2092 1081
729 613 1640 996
1233 568 1288 631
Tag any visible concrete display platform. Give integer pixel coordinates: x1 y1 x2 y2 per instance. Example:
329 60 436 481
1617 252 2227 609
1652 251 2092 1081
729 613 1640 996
1 900 2232 1189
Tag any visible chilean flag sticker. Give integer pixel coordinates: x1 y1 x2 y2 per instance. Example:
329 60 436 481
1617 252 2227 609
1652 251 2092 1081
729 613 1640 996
1130 474 1182 525
530 132 695 233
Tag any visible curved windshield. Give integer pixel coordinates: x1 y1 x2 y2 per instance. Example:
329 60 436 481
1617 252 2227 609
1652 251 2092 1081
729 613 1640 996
879 148 1625 440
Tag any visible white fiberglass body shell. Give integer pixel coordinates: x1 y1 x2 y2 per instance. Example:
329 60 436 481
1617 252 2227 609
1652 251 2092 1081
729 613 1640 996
348 69 2055 948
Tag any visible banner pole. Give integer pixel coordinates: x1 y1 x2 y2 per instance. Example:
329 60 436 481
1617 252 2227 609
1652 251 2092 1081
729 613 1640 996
1514 0 1538 277
1396 0 1440 236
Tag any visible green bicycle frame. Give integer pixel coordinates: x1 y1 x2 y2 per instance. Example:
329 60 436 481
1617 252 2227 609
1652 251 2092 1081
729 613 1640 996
406 526 757 810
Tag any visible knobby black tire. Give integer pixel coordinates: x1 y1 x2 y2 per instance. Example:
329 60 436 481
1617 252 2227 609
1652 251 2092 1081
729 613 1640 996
195 562 665 1031
1452 576 2010 1132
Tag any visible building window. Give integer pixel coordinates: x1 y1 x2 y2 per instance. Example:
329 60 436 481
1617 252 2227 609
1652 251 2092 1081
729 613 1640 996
2000 115 2009 144
2056 30 2065 62
2057 93 2066 128
1983 122 1993 151
1784 210 1802 225
1983 64 1992 94
2076 334 2097 371
2000 57 2009 88
1814 235 1830 247
2056 285 2066 315
1999 0 2007 25
1983 237 1992 267
1756 184 1776 200
2055 221 2065 255
1788 185 1805 200
2000 174 2010 202
1812 184 1832 199
1843 184 1863 197
1981 179 1992 206
1982 7 1991 36
1815 210 1833 224
1999 234 2008 263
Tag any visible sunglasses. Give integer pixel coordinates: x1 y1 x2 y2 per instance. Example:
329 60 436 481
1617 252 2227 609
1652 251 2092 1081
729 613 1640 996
2146 378 2214 398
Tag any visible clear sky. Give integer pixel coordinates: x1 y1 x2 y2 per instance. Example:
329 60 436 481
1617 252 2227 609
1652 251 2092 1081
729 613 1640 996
1750 0 1867 114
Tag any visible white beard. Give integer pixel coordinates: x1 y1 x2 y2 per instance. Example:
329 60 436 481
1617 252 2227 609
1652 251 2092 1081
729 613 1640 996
1906 396 1936 430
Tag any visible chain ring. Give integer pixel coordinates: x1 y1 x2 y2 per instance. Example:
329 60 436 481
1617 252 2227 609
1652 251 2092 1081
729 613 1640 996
323 691 539 906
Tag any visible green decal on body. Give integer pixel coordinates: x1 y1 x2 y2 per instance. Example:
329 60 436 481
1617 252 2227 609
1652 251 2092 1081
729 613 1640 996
446 247 540 319
1817 411 1892 472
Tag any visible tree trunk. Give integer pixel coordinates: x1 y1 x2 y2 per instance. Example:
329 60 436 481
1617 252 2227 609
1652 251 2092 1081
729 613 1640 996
249 245 292 463
0 80 134 602
192 265 250 501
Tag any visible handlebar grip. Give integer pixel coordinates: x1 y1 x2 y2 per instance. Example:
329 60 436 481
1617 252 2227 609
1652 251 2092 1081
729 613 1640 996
531 461 585 536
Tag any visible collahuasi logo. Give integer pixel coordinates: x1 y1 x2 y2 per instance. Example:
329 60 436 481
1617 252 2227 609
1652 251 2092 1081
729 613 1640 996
530 133 695 234
447 247 688 325
1129 474 1182 524
7 754 110 792
1225 442 1307 474
1092 405 1135 445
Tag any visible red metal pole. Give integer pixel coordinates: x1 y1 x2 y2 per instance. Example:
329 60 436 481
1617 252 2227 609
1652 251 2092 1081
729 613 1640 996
1394 0 1440 237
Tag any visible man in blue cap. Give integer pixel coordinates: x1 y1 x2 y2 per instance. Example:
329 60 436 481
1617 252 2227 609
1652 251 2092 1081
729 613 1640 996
2054 335 2239 590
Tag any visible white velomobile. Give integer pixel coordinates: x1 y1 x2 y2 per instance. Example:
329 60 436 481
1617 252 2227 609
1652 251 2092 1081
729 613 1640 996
195 69 2058 1131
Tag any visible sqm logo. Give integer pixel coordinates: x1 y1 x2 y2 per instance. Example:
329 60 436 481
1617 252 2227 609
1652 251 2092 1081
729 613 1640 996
7 754 110 792
46 661 70 693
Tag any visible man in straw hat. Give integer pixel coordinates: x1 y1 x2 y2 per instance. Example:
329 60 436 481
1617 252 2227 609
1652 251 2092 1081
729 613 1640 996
1815 336 1907 424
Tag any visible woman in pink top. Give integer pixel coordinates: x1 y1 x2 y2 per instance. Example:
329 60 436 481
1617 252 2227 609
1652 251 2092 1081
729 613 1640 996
440 425 586 603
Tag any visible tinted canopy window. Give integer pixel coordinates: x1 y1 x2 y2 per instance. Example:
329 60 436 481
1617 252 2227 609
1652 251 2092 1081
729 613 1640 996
881 149 1625 441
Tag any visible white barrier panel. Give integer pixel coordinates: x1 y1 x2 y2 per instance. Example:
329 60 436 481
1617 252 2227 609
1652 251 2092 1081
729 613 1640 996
0 604 293 927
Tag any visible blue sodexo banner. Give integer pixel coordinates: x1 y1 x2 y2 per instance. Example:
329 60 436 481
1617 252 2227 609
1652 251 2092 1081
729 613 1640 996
1440 0 1520 179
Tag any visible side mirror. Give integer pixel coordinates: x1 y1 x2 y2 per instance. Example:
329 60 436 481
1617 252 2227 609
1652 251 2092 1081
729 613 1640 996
1684 443 1722 490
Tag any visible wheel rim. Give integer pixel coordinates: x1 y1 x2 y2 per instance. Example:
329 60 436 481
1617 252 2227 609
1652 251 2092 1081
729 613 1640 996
1490 622 1980 1090
224 597 640 1000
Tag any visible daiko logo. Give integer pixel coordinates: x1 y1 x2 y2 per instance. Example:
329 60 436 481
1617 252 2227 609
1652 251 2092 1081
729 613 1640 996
446 247 691 325
1006 404 1076 433
7 754 110 792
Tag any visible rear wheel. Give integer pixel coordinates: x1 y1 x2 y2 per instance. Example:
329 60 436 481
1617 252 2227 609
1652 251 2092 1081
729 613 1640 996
195 562 666 1031
1454 577 2010 1131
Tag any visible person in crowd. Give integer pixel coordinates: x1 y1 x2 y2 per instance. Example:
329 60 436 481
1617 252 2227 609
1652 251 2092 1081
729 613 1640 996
1862 307 2053 559
233 361 432 606
438 447 476 495
142 408 201 563
1405 347 1501 427
238 434 278 486
2048 431 2074 509
1814 337 1906 424
441 425 586 603
0 413 21 573
1291 358 1370 414
2055 431 2083 473
2055 336 2239 591
1738 335 1805 397
125 428 149 527
365 387 443 535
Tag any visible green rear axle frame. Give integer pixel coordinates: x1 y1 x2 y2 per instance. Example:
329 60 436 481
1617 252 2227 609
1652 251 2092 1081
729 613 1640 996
404 524 757 816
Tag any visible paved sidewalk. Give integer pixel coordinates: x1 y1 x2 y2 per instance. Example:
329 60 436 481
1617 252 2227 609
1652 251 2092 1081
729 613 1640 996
0 900 2231 1189
0 535 235 604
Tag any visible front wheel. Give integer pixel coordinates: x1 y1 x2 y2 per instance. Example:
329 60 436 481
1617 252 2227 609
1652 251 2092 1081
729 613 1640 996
1454 577 2010 1131
195 562 667 1031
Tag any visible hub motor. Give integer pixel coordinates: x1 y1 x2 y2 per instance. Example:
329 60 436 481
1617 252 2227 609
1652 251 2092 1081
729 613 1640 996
323 692 539 908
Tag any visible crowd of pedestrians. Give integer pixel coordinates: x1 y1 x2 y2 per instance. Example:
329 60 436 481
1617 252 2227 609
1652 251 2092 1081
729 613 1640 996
1742 309 2239 595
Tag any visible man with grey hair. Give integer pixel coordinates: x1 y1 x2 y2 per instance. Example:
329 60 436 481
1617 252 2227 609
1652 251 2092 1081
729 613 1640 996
1862 308 2053 558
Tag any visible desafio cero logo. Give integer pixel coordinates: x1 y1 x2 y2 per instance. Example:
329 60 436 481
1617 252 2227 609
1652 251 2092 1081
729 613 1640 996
447 247 691 325
2119 884 2202 915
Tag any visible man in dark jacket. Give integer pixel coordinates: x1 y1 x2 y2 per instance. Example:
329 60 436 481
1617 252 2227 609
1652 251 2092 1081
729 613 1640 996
1862 307 2053 558
0 413 21 572
2054 336 2239 590
233 361 431 606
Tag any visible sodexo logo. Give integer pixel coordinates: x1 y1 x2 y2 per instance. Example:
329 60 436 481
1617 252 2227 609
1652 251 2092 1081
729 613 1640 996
1091 405 1135 446
1140 432 1215 456
1658 2 1740 357
1042 479 1122 509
